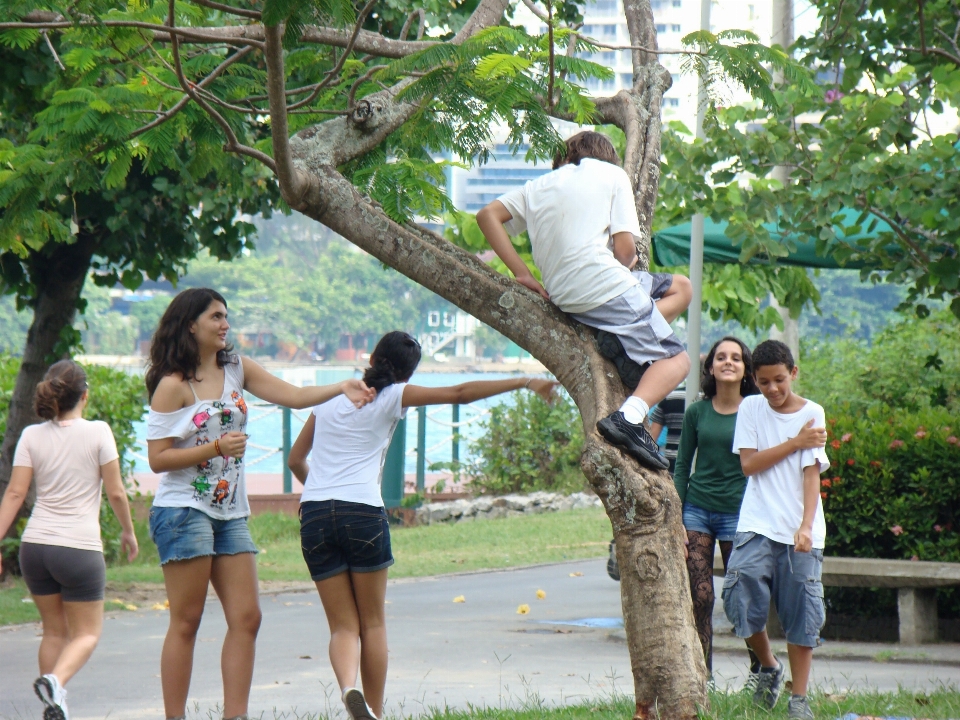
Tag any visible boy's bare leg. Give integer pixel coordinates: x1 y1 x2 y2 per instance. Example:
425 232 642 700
745 630 778 668
655 275 692 323
786 643 813 695
632 352 690 409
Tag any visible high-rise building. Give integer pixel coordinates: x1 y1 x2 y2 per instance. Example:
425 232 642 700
449 0 803 212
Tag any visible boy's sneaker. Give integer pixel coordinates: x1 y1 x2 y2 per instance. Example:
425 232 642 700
342 687 376 720
597 411 669 470
787 695 815 720
33 674 69 720
596 331 647 391
606 540 620 581
742 668 763 695
752 660 785 709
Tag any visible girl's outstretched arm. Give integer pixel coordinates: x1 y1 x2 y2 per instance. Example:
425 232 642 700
242 357 375 409
288 414 316 484
402 378 558 408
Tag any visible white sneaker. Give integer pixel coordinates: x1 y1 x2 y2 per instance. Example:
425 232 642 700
34 674 69 720
342 687 376 720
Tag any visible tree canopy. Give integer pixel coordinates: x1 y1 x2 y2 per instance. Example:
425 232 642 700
662 0 960 321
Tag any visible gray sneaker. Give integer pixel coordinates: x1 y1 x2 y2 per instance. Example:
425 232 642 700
752 659 785 709
742 668 762 695
788 694 814 720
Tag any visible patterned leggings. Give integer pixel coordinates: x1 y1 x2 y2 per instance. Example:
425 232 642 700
686 530 761 674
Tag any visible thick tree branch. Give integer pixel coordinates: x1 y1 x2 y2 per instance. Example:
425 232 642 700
264 23 307 207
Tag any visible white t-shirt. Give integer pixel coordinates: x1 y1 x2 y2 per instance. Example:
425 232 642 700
147 359 250 519
15 418 119 552
497 158 642 313
732 394 830 549
300 383 408 507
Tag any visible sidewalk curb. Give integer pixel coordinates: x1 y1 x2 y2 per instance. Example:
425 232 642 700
605 629 960 667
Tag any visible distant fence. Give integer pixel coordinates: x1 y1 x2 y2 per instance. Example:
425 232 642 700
131 400 490 508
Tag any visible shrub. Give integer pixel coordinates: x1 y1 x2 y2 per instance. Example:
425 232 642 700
0 356 147 569
799 309 960 415
821 403 960 619
466 390 586 496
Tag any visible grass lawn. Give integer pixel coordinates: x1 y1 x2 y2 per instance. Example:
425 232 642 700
172 689 960 720
1 507 612 625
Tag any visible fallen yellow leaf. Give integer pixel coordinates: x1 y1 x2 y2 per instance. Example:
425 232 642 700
124 604 138 611
536 589 546 599
517 604 530 615
151 602 167 611
453 595 466 603
569 572 583 577
163 599 170 609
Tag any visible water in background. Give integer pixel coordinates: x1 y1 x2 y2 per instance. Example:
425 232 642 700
132 367 531 475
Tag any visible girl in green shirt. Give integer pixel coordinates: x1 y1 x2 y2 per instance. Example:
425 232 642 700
674 336 759 674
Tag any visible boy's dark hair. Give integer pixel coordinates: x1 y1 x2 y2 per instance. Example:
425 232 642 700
552 131 620 170
700 336 760 399
364 331 422 392
752 339 795 372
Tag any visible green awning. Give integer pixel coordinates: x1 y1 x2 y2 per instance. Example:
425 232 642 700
652 209 894 269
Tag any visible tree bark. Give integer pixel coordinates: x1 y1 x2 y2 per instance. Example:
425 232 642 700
283 168 708 718
0 236 95 522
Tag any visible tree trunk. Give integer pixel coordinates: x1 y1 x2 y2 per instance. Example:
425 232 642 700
287 169 708 718
0 236 95 518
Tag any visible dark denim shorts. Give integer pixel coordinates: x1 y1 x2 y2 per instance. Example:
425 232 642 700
299 500 394 581
149 506 258 566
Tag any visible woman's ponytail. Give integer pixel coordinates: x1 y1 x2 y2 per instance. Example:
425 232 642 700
362 332 422 392
34 360 87 420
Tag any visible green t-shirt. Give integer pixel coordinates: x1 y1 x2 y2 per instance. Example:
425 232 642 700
673 399 747 515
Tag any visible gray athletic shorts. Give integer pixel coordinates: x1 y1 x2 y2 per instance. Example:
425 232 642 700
721 532 826 647
19 542 106 602
634 270 674 300
571 278 684 367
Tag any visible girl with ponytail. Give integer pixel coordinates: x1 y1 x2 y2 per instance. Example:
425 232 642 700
0 360 138 720
286 330 557 720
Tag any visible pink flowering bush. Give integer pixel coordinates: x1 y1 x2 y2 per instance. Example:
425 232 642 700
824 404 958 564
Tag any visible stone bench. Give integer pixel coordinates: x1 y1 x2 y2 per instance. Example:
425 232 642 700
713 553 960 644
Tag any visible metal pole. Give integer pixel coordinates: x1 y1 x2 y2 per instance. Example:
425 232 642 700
451 404 460 484
768 0 800 362
685 0 711 408
282 406 292 494
416 406 426 493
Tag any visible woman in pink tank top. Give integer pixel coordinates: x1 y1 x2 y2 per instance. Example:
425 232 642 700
0 360 139 720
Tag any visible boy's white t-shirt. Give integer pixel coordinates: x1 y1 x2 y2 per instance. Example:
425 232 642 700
732 394 830 549
497 158 642 313
300 383 408 508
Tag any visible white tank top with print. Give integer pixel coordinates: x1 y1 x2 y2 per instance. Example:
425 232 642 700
147 359 249 519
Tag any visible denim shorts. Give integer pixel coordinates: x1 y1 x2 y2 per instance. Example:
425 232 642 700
721 532 826 648
682 502 740 542
149 506 258 566
299 500 394 581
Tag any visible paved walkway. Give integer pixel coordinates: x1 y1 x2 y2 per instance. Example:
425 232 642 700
2 559 958 720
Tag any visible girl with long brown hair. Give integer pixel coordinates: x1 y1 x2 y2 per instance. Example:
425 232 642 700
145 288 373 720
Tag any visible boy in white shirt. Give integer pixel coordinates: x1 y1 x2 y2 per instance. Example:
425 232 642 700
477 131 691 470
724 340 829 720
